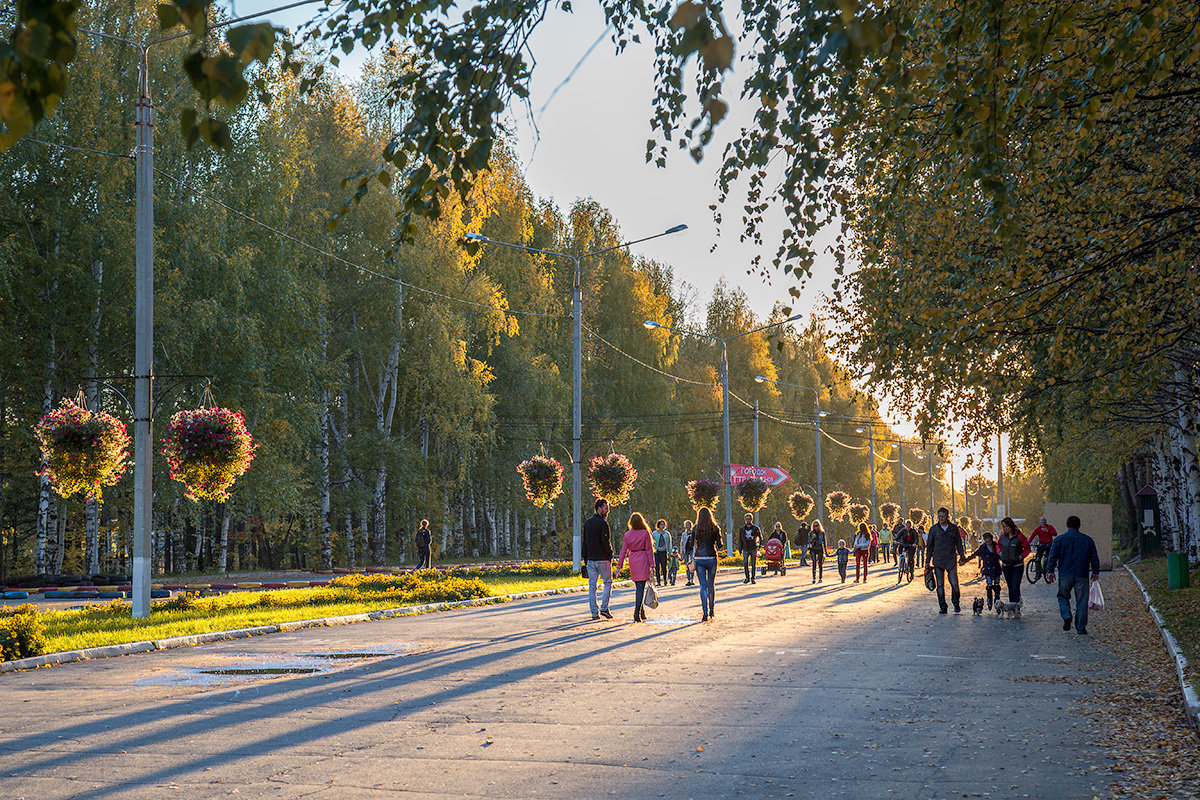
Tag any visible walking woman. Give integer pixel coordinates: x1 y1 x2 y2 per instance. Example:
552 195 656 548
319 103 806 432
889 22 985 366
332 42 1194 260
808 520 827 583
691 507 722 622
853 523 872 583
997 517 1031 604
617 513 655 622
680 519 696 586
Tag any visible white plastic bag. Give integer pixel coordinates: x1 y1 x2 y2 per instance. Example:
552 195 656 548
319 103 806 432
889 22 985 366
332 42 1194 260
1088 579 1105 611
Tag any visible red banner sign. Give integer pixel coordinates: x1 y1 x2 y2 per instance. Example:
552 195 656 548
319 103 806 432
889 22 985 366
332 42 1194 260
729 465 791 487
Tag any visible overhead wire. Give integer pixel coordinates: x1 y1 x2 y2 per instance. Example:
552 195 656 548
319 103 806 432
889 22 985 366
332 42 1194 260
584 325 718 387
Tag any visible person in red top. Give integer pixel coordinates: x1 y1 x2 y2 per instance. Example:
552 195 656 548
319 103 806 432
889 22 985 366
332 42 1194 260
1030 516 1058 576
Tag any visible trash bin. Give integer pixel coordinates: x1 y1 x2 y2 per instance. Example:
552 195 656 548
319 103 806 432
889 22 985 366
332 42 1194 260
1166 552 1191 589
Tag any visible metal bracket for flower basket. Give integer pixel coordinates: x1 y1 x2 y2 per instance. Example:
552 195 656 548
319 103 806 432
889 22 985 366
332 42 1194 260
76 374 213 420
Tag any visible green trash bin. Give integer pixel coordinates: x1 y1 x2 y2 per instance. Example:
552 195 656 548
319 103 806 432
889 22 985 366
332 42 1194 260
1166 552 1190 589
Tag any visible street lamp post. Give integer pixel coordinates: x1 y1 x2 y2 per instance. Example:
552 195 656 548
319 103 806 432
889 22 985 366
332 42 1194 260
898 441 905 520
856 425 877 528
754 376 822 527
647 315 801 554
467 224 686 570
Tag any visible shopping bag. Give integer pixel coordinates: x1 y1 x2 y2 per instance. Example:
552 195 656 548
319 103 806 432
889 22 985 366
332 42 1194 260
645 582 660 609
1088 579 1105 611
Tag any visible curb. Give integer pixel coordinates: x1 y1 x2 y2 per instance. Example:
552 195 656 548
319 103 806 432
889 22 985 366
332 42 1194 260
0 580 640 674
0 569 751 674
1124 564 1200 733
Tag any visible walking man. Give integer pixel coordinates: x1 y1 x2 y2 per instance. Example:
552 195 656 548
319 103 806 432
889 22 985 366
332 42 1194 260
1046 515 1100 635
653 519 672 586
582 499 614 620
738 513 762 584
926 507 965 614
415 519 432 569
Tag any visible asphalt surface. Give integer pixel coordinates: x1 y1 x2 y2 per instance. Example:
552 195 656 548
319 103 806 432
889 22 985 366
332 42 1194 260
0 562 1114 799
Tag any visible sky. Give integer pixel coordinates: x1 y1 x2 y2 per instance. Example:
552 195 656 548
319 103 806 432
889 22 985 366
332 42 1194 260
231 1 995 480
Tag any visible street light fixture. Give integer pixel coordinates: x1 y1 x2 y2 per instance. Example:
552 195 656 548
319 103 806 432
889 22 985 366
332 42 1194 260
754 375 823 527
646 314 802 554
468 224 687 570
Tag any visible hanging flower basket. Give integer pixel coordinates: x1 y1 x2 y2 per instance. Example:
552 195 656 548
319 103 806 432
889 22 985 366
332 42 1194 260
33 399 130 502
587 453 638 506
879 502 900 527
909 507 928 527
685 479 721 510
848 503 870 526
516 455 564 508
958 516 972 533
825 490 851 521
736 479 771 512
162 407 257 502
787 491 814 521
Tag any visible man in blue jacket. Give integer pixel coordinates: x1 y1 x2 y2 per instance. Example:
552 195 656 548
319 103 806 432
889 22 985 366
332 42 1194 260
1046 515 1101 635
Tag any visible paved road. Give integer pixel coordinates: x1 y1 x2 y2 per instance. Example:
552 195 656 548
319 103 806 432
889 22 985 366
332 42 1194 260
0 564 1114 799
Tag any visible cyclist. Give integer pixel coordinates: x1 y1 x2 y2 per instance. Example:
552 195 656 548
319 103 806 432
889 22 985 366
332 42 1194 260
1029 516 1058 578
895 521 919 582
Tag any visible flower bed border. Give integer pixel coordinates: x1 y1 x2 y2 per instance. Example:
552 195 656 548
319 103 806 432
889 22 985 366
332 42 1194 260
1124 562 1200 734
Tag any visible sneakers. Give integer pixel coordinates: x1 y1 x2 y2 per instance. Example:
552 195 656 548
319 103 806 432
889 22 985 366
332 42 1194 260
743 578 750 584
750 579 756 584
701 612 708 622
938 607 948 614
592 615 600 620
1063 618 1072 631
599 609 613 620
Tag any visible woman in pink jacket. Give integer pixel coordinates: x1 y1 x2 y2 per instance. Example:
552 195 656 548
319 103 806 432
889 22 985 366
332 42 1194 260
618 512 655 622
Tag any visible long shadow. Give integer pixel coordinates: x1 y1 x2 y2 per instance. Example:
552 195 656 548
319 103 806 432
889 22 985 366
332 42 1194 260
2 598 700 791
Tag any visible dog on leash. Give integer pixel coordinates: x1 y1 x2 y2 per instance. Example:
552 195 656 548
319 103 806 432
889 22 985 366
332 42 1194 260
972 597 984 616
995 600 1023 619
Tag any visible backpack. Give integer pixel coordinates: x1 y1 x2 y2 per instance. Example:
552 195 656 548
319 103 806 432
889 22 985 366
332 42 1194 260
999 535 1023 564
656 530 669 550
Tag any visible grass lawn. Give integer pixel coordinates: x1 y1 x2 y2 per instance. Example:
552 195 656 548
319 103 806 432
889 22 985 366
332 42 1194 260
35 571 587 656
1129 556 1200 695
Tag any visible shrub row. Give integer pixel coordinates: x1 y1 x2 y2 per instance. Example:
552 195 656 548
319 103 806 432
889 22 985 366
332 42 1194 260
1 604 48 661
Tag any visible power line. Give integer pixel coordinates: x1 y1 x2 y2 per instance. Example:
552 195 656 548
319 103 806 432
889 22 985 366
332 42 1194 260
153 167 567 319
585 326 715 388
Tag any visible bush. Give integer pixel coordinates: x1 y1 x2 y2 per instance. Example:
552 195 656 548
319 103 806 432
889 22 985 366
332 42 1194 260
447 561 574 578
0 604 48 661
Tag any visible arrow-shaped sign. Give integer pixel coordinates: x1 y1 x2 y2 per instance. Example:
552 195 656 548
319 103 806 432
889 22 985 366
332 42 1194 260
729 465 791 487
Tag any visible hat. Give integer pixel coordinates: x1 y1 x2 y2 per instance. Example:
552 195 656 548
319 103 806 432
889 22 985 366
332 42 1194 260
838 539 846 547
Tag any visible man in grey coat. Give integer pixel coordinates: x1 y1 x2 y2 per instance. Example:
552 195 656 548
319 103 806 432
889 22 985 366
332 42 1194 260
926 507 966 614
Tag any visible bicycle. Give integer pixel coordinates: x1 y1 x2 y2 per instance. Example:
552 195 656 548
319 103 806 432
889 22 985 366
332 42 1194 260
896 547 914 583
1025 544 1053 584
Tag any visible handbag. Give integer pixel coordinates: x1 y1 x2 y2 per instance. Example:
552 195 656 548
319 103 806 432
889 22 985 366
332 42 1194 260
1088 579 1105 611
644 582 659 609
924 567 936 592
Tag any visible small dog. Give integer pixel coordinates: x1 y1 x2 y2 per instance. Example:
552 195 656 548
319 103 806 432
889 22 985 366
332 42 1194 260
995 600 1023 619
972 597 984 616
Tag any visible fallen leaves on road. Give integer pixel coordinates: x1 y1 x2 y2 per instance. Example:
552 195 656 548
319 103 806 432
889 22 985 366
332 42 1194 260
1085 570 1199 799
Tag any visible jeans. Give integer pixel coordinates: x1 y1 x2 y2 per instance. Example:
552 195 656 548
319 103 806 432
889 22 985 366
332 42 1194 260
984 574 1002 607
880 542 891 563
855 550 869 581
811 552 824 581
742 549 757 581
654 550 669 584
634 580 647 619
1058 575 1090 631
1002 563 1024 603
417 550 431 569
694 556 717 613
837 561 848 582
933 564 960 610
587 560 613 616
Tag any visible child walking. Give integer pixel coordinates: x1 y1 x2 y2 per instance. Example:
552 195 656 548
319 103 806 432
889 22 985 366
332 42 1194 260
668 549 680 586
963 530 1003 609
835 539 851 583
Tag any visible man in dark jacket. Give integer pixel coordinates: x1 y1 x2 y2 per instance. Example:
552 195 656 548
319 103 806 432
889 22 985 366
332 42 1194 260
737 513 762 584
1046 515 1101 635
926 507 965 614
581 498 614 620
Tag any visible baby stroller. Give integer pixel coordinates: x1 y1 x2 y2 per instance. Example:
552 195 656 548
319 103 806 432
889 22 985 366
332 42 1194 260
760 537 787 576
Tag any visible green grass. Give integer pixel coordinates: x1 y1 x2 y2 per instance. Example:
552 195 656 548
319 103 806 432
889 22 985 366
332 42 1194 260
1130 556 1200 696
32 571 589 656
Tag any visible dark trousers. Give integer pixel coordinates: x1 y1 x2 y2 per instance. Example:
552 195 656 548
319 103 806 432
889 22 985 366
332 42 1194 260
837 561 848 581
811 552 824 581
417 549 431 569
933 564 960 610
1002 563 1024 603
633 580 647 619
654 550 669 585
742 550 757 581
1057 575 1090 631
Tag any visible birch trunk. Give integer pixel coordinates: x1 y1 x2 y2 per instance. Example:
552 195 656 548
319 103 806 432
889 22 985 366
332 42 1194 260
360 501 370 565
318 392 333 570
54 511 65 574
1155 436 1181 550
345 509 355 568
36 342 56 575
218 502 231 573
